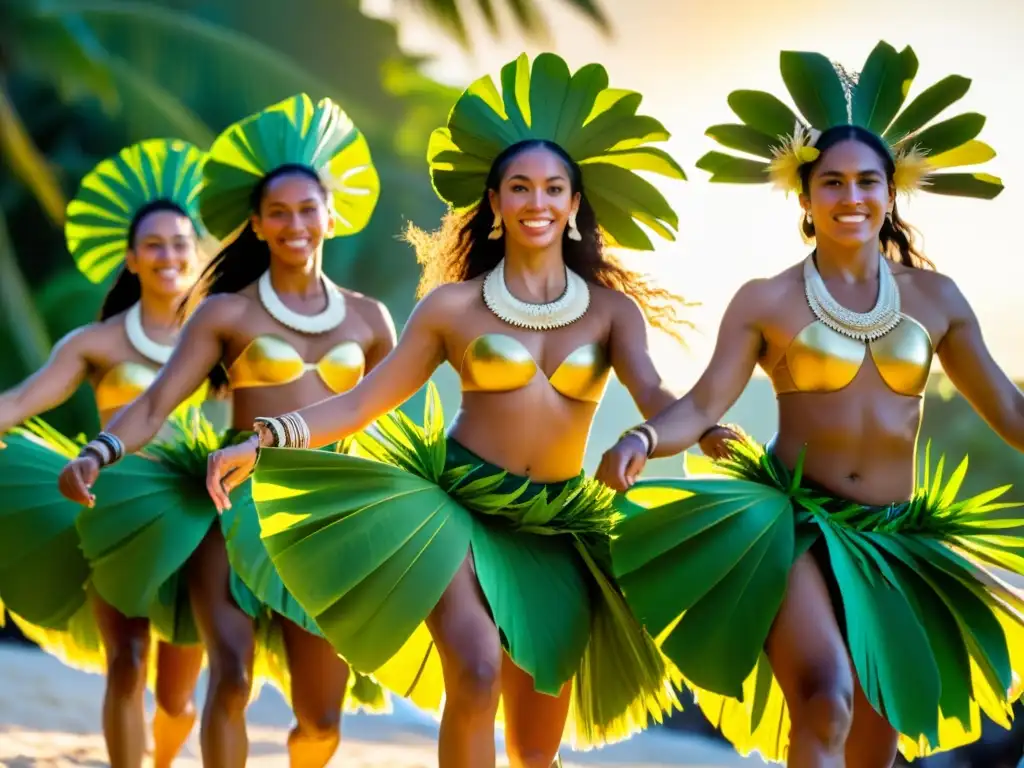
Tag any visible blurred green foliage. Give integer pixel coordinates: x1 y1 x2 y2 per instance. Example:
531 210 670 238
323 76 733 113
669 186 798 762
1 0 462 436
3 0 1020 512
0 0 610 437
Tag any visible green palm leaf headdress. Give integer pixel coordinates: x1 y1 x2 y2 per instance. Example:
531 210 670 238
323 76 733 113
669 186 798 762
200 93 380 242
66 139 206 284
697 41 1003 200
428 52 686 251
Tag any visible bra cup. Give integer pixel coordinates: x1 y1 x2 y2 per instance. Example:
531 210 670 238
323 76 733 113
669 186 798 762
95 361 157 413
770 315 932 396
459 334 610 403
868 316 933 397
226 335 366 394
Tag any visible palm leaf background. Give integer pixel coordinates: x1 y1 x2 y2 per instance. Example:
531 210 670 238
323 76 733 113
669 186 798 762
4 2 1024 758
0 0 474 434
398 0 609 48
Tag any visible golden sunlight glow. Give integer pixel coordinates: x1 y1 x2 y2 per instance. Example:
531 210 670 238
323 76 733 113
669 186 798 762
373 0 1024 389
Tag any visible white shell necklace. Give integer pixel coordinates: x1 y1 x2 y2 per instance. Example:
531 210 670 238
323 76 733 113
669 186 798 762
482 258 590 330
258 269 346 335
803 252 902 341
125 302 175 365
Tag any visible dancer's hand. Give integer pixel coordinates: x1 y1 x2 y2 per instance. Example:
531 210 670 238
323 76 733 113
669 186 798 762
697 424 747 460
207 436 259 513
597 434 648 492
58 455 100 507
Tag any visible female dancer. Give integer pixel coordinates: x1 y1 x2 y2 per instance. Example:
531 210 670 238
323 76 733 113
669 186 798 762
0 139 208 768
58 93 391 768
172 53 728 767
600 41 1022 766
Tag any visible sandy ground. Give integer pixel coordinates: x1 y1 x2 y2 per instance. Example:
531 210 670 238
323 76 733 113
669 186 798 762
0 646 767 767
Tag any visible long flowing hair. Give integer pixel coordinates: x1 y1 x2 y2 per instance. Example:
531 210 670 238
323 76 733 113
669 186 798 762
405 139 691 338
181 164 329 387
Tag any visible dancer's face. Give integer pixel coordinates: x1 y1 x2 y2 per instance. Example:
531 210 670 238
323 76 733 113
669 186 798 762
489 147 580 252
126 210 198 300
801 139 894 250
253 172 334 268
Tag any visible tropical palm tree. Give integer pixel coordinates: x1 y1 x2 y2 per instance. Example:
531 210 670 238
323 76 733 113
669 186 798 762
0 0 425 370
0 0 614 416
401 0 609 47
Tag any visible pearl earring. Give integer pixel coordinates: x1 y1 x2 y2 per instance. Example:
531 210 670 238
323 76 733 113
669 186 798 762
567 211 582 241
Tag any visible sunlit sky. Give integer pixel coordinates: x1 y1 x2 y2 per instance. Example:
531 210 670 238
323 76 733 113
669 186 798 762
366 0 1024 387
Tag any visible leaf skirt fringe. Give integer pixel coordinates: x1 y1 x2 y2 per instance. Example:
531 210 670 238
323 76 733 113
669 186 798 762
610 437 1024 762
0 420 201 681
252 383 680 749
73 411 385 712
0 421 106 672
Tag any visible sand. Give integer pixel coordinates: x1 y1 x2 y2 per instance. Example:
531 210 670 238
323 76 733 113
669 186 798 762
0 646 766 767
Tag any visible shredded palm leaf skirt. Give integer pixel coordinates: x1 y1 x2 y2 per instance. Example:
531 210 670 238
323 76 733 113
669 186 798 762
611 436 1024 762
222 430 388 713
0 420 106 673
251 383 680 749
72 411 385 712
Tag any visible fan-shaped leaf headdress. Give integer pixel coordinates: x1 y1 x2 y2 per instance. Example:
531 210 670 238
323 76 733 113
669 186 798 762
66 139 206 283
697 41 1003 200
200 93 380 241
428 52 686 251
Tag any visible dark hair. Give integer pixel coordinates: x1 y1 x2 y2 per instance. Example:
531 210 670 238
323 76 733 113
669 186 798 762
798 125 932 270
182 163 328 387
99 200 191 321
405 139 689 339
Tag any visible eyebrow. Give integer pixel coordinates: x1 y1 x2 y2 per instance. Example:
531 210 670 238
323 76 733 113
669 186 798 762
507 174 567 183
817 169 885 178
266 198 320 207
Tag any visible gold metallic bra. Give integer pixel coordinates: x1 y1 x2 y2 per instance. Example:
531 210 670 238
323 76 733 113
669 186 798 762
94 361 157 413
94 361 208 416
770 314 933 396
225 335 365 394
459 334 610 403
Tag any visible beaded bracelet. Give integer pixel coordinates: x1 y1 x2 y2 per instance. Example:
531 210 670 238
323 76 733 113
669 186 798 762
79 431 126 467
253 412 311 449
619 422 659 458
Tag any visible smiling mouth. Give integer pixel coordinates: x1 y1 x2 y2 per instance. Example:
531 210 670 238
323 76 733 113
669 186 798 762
156 268 182 279
834 214 868 223
283 238 311 248
520 219 554 230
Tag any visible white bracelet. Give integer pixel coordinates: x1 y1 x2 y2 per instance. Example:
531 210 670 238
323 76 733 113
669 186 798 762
634 423 658 456
280 412 311 449
254 417 284 447
254 413 311 449
621 428 651 457
83 440 113 465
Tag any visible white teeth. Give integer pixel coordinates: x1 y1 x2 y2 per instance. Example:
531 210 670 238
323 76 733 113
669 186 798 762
836 214 867 223
521 220 552 229
157 269 179 278
284 239 310 248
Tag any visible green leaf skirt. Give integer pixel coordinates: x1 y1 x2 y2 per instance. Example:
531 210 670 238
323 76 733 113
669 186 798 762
0 421 105 673
0 410 383 711
251 383 680 749
76 412 385 712
75 411 230 647
611 436 1024 762
221 430 388 713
